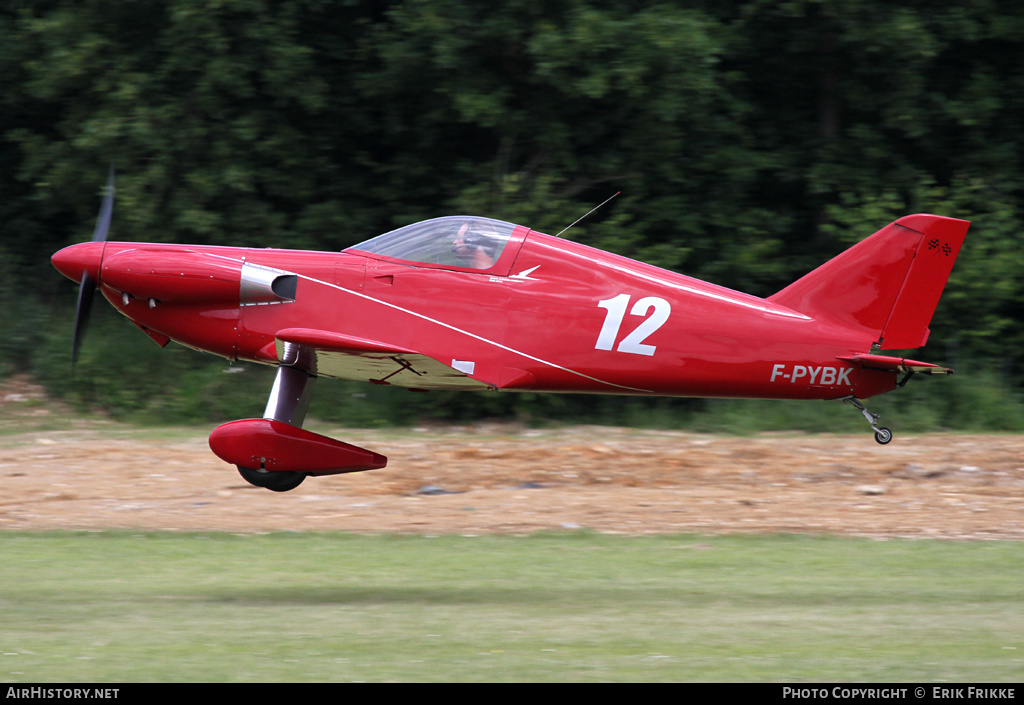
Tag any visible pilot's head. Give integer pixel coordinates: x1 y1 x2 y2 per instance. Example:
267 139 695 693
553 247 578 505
452 221 499 266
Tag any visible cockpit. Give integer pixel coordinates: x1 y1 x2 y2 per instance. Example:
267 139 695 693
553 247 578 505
347 216 519 272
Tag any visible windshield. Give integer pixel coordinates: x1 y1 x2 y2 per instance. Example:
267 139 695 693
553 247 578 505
348 216 517 270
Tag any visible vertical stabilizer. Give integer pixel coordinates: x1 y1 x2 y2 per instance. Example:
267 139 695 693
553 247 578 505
768 214 969 349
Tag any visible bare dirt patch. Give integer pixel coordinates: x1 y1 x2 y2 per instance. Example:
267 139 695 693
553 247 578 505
1 374 1021 538
2 410 1022 539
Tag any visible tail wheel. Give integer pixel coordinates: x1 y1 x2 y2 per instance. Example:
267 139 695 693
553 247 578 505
237 466 307 492
842 397 894 445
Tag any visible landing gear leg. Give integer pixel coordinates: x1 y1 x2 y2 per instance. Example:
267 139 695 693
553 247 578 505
264 364 317 426
841 396 892 444
236 365 318 491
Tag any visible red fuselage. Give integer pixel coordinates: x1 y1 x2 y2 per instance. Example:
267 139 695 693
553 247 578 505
52 226 897 402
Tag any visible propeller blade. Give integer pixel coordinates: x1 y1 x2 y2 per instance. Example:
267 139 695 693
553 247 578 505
91 164 114 242
72 272 95 365
72 166 115 365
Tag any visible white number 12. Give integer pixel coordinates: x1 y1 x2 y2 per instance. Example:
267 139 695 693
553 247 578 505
595 294 671 356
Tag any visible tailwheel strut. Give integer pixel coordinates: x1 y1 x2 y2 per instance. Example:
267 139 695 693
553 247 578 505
841 396 892 445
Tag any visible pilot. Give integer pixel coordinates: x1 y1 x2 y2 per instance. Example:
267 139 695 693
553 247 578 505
451 221 499 269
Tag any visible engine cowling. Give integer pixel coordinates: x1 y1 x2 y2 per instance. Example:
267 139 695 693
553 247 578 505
100 248 241 303
99 249 298 306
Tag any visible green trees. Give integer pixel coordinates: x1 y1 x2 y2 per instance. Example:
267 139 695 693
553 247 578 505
3 0 1023 426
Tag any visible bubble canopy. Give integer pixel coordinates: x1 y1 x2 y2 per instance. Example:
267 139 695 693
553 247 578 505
347 216 519 271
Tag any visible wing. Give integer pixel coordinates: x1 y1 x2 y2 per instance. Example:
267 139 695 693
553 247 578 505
274 328 490 390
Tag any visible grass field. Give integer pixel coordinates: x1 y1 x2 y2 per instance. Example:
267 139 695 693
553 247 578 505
0 531 1021 682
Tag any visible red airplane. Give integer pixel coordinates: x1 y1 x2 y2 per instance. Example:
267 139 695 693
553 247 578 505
52 169 969 491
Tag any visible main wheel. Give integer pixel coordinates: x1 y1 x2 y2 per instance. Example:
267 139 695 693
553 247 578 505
237 466 307 492
873 427 893 445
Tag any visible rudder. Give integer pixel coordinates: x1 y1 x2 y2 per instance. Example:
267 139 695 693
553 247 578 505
768 214 969 350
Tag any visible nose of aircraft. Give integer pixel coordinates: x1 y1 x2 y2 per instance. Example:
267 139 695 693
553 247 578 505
52 241 106 284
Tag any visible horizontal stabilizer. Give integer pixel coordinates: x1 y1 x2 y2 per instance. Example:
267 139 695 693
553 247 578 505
273 327 489 390
836 353 952 375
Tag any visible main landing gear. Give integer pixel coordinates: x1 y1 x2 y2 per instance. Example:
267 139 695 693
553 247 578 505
209 364 388 491
841 396 892 444
238 364 316 491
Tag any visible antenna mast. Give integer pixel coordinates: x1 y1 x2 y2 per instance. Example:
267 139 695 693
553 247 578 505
555 191 620 237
